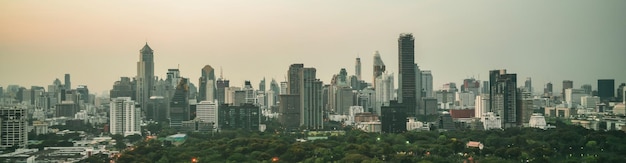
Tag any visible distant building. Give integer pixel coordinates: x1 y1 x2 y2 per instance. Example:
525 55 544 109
109 97 141 136
421 70 433 98
355 57 362 80
528 113 547 129
170 78 190 128
136 43 155 114
198 65 217 102
375 72 394 115
597 79 615 102
0 106 28 149
565 88 586 106
581 84 592 95
481 112 502 130
474 95 489 118
562 80 574 98
110 77 136 100
489 69 518 128
372 51 386 86
278 94 300 130
196 100 219 129
398 33 419 116
381 100 406 133
581 96 600 109
218 103 260 131
216 79 230 105
64 74 71 90
55 101 79 118
421 97 438 115
438 112 455 131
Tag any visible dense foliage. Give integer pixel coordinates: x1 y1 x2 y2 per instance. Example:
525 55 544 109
109 120 626 163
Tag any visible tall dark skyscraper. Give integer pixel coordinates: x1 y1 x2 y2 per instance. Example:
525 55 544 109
398 33 418 115
597 79 615 102
489 69 518 128
64 73 71 90
300 68 323 129
372 51 386 87
355 57 361 81
198 65 216 102
137 43 155 111
170 78 190 128
617 83 625 102
562 80 573 98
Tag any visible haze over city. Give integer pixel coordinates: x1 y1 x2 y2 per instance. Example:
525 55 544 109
1 0 625 95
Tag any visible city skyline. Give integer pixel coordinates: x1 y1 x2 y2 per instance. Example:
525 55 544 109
2 1 626 94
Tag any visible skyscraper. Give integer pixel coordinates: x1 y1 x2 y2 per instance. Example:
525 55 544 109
1 106 28 149
170 78 190 128
581 84 592 95
421 70 433 98
597 79 615 102
64 74 71 90
136 43 155 112
617 83 625 103
398 33 417 115
355 57 362 80
166 69 180 87
373 51 386 87
109 97 141 136
375 72 394 115
300 68 323 129
562 80 573 98
524 77 532 93
259 77 266 92
198 65 217 102
489 69 518 128
544 82 553 97
216 78 230 105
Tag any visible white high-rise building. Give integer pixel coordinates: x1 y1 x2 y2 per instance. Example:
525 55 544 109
109 97 141 136
375 72 394 115
196 100 219 129
224 87 241 105
266 90 275 108
565 88 586 106
475 94 489 118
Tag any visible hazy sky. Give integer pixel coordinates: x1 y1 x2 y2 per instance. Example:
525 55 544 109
1 0 625 95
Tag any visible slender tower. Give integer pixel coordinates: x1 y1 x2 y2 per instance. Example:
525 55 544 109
398 33 417 115
136 43 155 113
355 57 362 81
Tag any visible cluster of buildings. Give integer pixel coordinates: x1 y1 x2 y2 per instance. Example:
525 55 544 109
1 33 625 158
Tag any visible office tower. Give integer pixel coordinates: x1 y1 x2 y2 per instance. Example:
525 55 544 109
198 65 217 102
475 95 489 118
269 79 280 106
489 69 518 128
562 80 573 98
581 84 592 95
544 82 553 97
109 97 141 136
55 101 79 117
300 68 324 129
355 57 362 80
373 51 386 87
288 64 304 94
398 33 418 115
421 97 438 115
136 43 155 112
110 77 136 100
259 78 266 92
618 83 625 103
597 79 615 102
188 82 198 101
280 81 288 95
218 103 260 131
421 70 433 98
335 85 353 115
279 94 300 130
516 89 533 126
278 64 323 129
524 77 532 94
456 91 475 107
338 68 348 84
414 64 423 115
147 96 168 122
76 85 89 104
1 106 28 149
196 100 219 129
0 86 3 98
462 78 480 95
166 69 181 87
64 74 71 90
375 72 394 115
381 100 406 133
243 81 256 104
170 78 190 128
216 78 230 105
581 96 600 108
482 81 489 95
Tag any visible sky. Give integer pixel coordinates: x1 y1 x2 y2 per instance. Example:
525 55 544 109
1 0 625 96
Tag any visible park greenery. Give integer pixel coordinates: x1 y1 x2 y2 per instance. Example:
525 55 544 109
99 119 626 163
